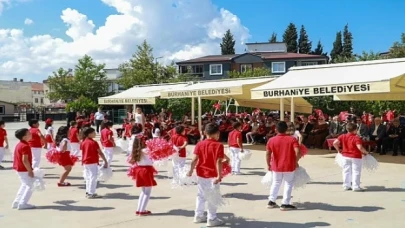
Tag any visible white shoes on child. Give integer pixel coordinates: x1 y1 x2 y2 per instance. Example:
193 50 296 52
12 201 36 210
194 216 224 227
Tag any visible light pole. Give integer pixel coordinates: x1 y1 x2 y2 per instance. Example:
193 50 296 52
155 56 163 81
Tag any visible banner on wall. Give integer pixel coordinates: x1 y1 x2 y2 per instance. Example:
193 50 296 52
252 81 391 99
160 87 242 98
98 97 155 105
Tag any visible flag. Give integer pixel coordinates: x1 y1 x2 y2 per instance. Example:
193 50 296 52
253 108 261 114
314 109 324 118
213 102 221 110
339 111 349 121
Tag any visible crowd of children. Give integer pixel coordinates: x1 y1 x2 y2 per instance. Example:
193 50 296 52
1 111 376 227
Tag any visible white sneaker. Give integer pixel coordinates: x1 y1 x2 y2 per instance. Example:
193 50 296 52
207 218 225 227
343 187 352 191
353 188 365 192
193 215 207 223
17 204 36 210
11 201 18 209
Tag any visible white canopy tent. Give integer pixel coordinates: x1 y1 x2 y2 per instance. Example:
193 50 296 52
252 58 405 118
160 77 313 131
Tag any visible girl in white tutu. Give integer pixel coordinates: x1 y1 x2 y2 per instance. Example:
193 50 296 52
333 123 369 192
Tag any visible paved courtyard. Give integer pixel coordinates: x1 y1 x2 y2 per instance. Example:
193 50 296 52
0 121 405 228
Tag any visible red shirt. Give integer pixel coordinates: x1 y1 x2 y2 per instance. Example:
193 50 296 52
242 123 250 132
0 128 6 147
172 134 188 157
101 128 114 147
266 134 299 172
337 133 363 159
13 141 32 172
69 127 80 143
257 125 266 135
28 128 42 148
194 139 224 178
90 113 95 121
228 130 242 148
125 124 132 137
219 123 227 132
81 138 100 165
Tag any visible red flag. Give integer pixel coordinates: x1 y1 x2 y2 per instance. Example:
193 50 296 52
253 108 261 114
213 102 221 110
315 109 324 118
339 111 349 121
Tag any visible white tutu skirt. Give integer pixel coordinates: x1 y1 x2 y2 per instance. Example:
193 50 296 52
238 149 252 160
261 171 273 189
362 154 379 172
98 166 113 182
33 168 46 191
294 167 311 189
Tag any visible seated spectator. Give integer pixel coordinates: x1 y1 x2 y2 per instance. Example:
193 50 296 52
356 118 369 140
307 117 329 149
254 121 267 144
241 118 251 142
246 121 259 144
382 119 402 156
299 117 313 145
326 116 344 140
187 126 201 144
368 117 386 154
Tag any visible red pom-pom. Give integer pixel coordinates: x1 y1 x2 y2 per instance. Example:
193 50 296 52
299 144 308 157
145 138 174 161
45 149 61 164
70 155 79 165
221 162 232 177
127 164 138 180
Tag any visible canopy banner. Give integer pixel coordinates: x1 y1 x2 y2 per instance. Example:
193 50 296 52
160 86 242 98
98 97 155 105
252 81 390 99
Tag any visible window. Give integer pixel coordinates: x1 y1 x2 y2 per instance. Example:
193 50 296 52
271 62 286 73
209 64 223 75
0 105 4 114
240 64 253 73
35 98 38 103
301 62 318 66
41 98 44 104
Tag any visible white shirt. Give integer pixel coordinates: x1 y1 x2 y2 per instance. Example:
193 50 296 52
372 124 379 136
57 138 72 152
293 130 300 140
95 112 104 120
46 126 54 136
152 128 161 138
134 113 143 124
137 149 153 166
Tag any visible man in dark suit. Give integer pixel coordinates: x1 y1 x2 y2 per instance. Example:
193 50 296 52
300 116 313 145
326 116 344 139
356 118 369 139
383 119 402 156
369 117 386 153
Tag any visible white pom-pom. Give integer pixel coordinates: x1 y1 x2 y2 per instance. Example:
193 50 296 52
33 168 46 191
205 183 228 208
153 158 169 167
261 171 273 189
116 138 128 152
239 149 252 161
171 164 197 189
362 154 379 172
98 166 113 182
335 153 344 168
294 166 311 189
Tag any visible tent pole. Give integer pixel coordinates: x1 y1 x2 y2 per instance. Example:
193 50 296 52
290 97 295 122
191 97 195 125
280 98 285 121
198 97 202 133
225 100 228 115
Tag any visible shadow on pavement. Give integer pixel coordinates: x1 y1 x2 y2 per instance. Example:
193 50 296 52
364 186 405 192
36 200 114 211
244 171 266 176
43 175 84 180
103 192 170 200
77 183 133 190
308 181 342 185
295 202 385 212
221 182 248 186
223 193 267 201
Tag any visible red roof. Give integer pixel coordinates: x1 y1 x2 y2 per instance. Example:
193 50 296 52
31 82 44 91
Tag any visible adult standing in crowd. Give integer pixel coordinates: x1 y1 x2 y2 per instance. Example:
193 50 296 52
133 106 145 130
95 108 105 134
66 108 76 127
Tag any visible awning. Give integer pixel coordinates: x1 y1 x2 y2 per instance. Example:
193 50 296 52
251 58 405 99
98 83 188 105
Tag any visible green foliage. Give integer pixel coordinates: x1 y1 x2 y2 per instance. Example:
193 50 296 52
311 40 328 56
220 29 236 55
47 55 109 103
342 24 353 59
282 23 298 53
66 95 98 113
330 31 343 62
389 33 405 58
269 32 277 43
228 67 271 78
298 25 312 54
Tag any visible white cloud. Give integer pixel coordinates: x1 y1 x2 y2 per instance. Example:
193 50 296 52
0 0 250 80
0 0 10 15
24 18 33 25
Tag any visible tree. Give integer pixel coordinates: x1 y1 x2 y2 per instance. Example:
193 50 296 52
330 31 343 62
220 29 236 55
342 24 353 59
298 25 312 54
66 95 98 113
269 32 277 43
228 67 271 78
282 23 298 53
47 55 109 103
389 33 405 58
311 40 328 56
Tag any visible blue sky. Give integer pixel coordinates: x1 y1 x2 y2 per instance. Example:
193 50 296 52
0 0 404 80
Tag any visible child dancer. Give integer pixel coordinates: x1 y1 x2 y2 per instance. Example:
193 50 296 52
333 123 369 192
12 128 35 210
28 119 46 169
100 121 115 166
171 125 188 184
188 123 225 227
0 120 9 169
152 123 161 138
129 137 157 216
69 121 81 157
124 119 135 139
266 121 300 211
81 127 108 199
55 126 74 187
128 124 142 156
228 122 244 175
44 118 54 150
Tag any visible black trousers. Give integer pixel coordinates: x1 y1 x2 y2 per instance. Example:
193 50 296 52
95 120 103 133
382 137 401 154
370 135 383 152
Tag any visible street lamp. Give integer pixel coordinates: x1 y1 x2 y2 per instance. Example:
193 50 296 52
155 56 163 80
